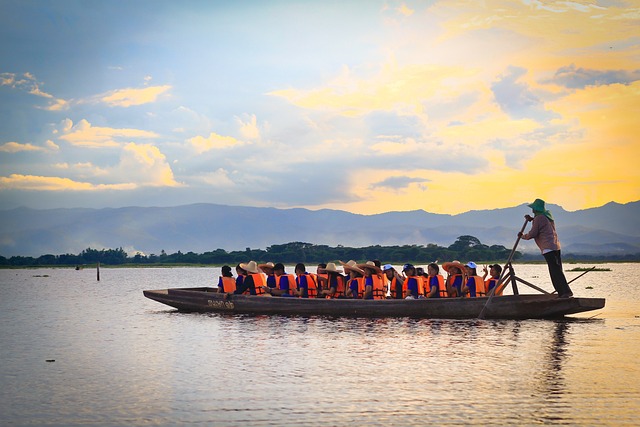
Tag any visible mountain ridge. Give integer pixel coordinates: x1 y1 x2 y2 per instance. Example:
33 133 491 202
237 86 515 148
1 201 638 257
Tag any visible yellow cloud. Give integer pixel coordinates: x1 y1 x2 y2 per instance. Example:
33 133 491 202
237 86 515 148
100 85 171 107
188 132 244 153
0 142 44 153
0 174 136 191
269 62 475 117
237 114 261 140
434 116 539 147
398 3 414 17
120 143 180 187
59 119 158 147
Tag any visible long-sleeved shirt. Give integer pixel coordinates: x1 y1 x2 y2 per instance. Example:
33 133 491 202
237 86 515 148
523 214 560 253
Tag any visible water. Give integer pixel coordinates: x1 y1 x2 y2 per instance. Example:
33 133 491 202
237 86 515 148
0 264 638 426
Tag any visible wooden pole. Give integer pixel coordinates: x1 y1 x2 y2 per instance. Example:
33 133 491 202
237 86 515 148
478 218 529 319
567 266 596 285
97 262 100 281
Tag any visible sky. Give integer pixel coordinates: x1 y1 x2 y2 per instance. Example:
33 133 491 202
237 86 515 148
1 0 639 215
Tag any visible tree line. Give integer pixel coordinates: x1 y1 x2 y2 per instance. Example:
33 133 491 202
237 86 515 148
0 235 521 267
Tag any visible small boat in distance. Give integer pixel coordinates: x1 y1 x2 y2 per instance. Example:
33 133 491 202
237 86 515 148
143 287 605 319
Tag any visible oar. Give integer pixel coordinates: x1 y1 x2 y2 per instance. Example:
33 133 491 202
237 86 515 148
478 218 529 319
567 266 597 285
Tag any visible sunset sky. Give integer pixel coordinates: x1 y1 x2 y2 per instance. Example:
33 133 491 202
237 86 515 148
1 0 639 215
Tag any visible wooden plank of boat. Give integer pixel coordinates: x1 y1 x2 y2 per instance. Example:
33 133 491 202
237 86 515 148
143 287 605 319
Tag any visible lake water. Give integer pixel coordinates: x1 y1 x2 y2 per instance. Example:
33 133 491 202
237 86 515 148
0 263 638 426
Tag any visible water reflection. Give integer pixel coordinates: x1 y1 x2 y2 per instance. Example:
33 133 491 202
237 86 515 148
1 266 639 426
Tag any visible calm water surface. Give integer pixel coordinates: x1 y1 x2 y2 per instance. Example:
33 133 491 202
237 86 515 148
0 264 638 426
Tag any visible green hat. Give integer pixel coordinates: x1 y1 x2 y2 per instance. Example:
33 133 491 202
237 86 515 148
528 198 553 221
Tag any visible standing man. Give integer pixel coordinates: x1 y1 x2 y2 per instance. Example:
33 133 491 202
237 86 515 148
519 198 573 298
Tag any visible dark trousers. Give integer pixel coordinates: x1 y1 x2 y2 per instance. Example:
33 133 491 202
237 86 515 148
543 250 572 296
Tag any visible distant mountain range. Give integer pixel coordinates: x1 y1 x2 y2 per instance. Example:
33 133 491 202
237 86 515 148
1 201 639 257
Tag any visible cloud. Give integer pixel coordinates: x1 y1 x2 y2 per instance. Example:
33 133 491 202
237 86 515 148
197 168 236 189
117 143 181 187
1 71 68 110
236 114 261 140
45 140 60 150
0 142 44 153
0 174 136 191
59 119 159 147
99 85 171 107
491 66 559 121
188 132 244 153
544 64 640 89
268 61 471 118
397 3 414 17
370 175 429 191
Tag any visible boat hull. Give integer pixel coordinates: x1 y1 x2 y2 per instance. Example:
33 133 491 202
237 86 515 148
143 287 605 319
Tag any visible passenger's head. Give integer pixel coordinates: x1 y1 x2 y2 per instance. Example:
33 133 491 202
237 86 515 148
383 264 395 279
317 263 327 273
490 264 502 277
273 263 285 275
465 261 477 276
427 263 439 276
236 263 247 275
295 263 306 275
221 265 233 277
403 263 415 276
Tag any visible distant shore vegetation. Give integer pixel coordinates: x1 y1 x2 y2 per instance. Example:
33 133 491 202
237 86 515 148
1 235 637 267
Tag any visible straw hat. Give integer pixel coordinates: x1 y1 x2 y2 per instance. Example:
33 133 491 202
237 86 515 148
442 261 466 274
357 260 382 274
239 260 259 274
258 262 275 272
340 260 365 275
322 262 343 274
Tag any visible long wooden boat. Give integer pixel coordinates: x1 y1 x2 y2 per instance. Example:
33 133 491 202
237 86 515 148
143 287 605 319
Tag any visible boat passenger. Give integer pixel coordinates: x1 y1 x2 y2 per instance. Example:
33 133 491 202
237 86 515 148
425 263 446 298
402 264 419 299
259 262 277 289
295 263 318 298
316 263 328 291
264 263 297 297
318 262 346 298
343 262 365 299
358 261 385 300
340 260 357 284
483 264 503 296
216 265 236 293
234 261 265 295
518 198 573 298
416 267 428 298
383 264 404 299
461 262 486 297
442 261 466 297
235 263 247 292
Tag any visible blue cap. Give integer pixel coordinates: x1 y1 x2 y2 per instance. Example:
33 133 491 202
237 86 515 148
466 262 477 269
382 264 393 271
403 263 414 271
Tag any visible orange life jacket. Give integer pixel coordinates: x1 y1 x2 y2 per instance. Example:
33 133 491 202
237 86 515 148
277 273 297 296
465 276 486 297
220 276 236 293
348 277 364 298
296 273 318 298
389 277 402 299
326 274 345 298
241 273 265 295
372 274 385 300
427 275 446 298
316 272 328 291
486 277 503 296
251 273 266 295
417 276 429 297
